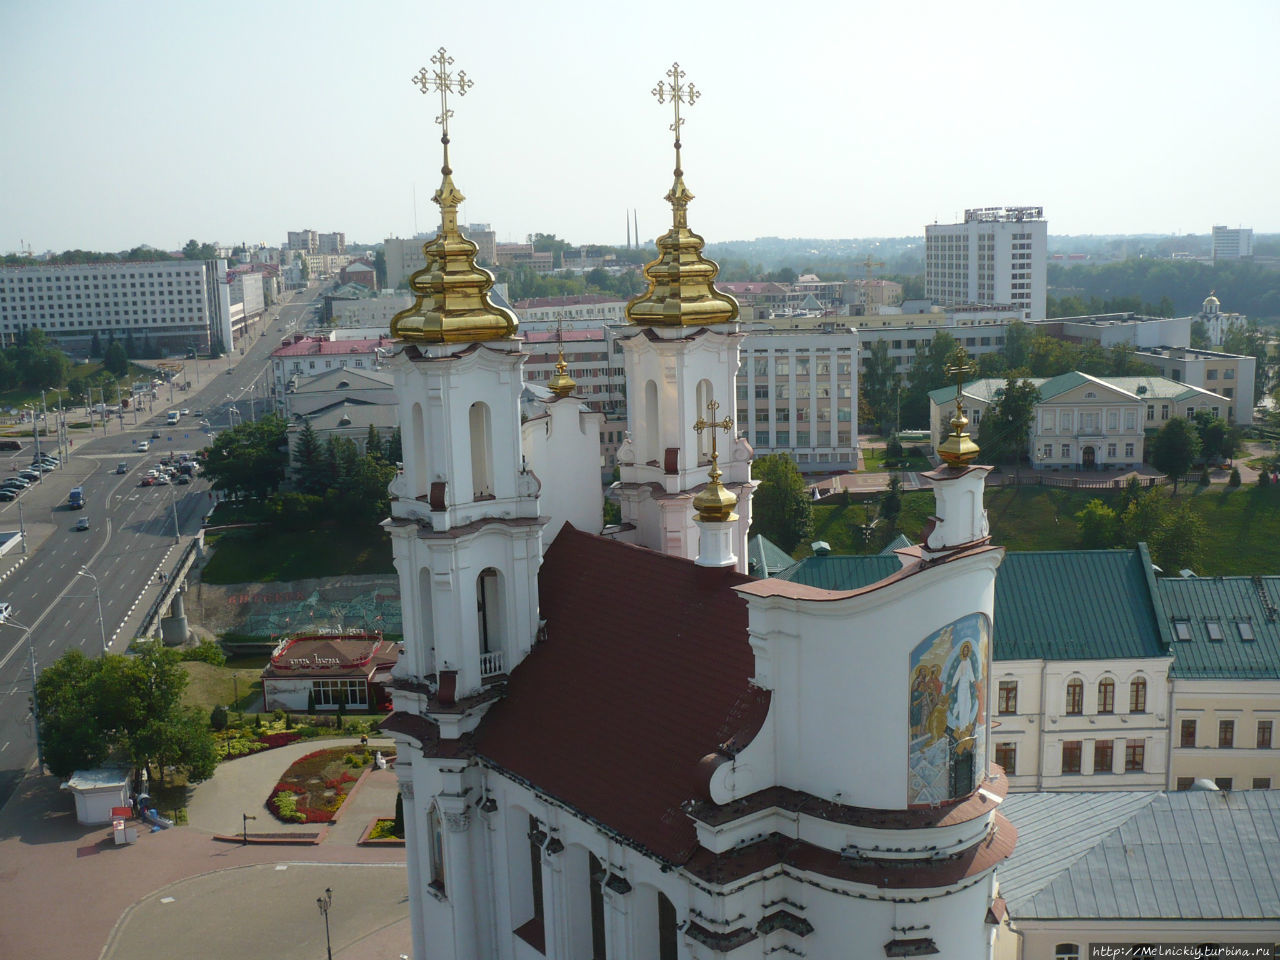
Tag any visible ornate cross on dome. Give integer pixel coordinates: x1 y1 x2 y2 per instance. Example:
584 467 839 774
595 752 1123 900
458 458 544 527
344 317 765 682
943 347 976 426
693 399 733 463
652 62 700 175
412 48 473 173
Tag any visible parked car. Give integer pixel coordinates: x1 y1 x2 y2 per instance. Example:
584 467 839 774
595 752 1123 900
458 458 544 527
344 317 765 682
33 463 55 473
0 490 18 502
18 470 41 482
2 478 30 489
75 516 90 531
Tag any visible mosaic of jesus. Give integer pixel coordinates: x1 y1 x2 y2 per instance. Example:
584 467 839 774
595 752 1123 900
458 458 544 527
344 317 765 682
906 612 989 805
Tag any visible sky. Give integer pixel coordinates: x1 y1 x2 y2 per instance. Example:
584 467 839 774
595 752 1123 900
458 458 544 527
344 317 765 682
2 0 1277 254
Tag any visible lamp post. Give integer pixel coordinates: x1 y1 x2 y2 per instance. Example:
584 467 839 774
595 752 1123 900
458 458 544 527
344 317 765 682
316 887 334 960
76 567 108 657
0 617 43 769
168 482 181 544
17 499 26 555
241 812 256 844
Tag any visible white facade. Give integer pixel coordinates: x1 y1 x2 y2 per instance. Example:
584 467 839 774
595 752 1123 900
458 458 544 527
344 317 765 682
925 207 1048 320
736 327 859 472
1199 292 1247 348
613 323 755 573
270 335 391 395
1212 225 1253 259
330 293 413 329
1133 345 1255 424
0 258 232 354
521 393 604 543
1038 312 1193 350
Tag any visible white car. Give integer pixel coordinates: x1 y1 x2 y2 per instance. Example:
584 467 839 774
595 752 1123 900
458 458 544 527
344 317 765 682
0 602 11 622
137 440 150 452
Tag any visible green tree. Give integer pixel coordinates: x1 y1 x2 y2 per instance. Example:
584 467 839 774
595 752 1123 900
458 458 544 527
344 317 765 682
35 651 112 778
528 232 572 269
882 472 902 520
365 424 385 461
1192 411 1229 464
749 453 813 553
1003 320 1032 371
103 341 129 377
1075 498 1120 549
975 377 1040 466
1152 417 1201 492
1122 488 1167 546
1150 502 1207 574
862 340 897 433
1190 320 1209 350
89 330 103 358
385 426 403 465
202 415 290 499
292 419 326 495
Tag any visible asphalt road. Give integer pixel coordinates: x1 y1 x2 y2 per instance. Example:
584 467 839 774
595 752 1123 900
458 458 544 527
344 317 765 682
0 285 328 808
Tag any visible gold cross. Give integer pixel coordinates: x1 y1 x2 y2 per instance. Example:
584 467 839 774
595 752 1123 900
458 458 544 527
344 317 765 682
943 346 976 420
412 47 473 143
692 399 733 462
652 62 700 171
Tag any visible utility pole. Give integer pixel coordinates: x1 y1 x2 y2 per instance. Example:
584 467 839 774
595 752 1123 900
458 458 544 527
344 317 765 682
28 633 42 769
17 499 26 554
859 254 886 317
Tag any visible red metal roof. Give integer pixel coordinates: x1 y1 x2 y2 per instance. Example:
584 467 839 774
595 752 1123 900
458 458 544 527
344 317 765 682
473 526 770 864
271 336 393 357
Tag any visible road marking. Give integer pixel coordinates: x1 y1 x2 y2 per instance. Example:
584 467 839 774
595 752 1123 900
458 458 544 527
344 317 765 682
0 741 6 752
63 619 71 628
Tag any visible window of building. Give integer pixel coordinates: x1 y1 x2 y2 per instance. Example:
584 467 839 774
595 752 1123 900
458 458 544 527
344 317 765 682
1176 777 1195 790
1094 740 1113 774
428 805 446 894
1061 444 1071 459
1173 620 1192 641
997 681 1017 715
1258 721 1273 749
1215 777 1233 790
755 431 768 447
1124 442 1135 458
1065 679 1083 715
1097 678 1115 714
1206 620 1224 642
1219 720 1235 748
1043 443 1053 458
1181 718 1197 747
1125 739 1145 771
1254 777 1272 789
1130 677 1147 713
1061 741 1082 774
995 742 1016 775
1107 443 1117 458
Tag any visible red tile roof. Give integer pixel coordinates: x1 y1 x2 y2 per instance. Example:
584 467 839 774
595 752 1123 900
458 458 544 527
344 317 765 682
271 336 394 357
473 526 770 864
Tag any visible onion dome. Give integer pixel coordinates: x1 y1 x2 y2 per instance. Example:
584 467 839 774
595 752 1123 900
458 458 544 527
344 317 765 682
938 347 981 468
693 455 738 522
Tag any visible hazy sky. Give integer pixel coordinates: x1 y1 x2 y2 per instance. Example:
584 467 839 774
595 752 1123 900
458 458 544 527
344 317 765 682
2 0 1277 254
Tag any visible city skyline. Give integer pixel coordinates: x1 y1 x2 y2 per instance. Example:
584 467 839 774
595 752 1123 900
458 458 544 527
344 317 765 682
2 0 1277 255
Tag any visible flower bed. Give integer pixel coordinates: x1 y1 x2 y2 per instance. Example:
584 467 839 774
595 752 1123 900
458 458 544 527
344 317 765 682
266 746 365 824
218 729 302 761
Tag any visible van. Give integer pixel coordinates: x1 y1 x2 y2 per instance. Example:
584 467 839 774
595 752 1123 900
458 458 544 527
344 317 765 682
166 411 180 425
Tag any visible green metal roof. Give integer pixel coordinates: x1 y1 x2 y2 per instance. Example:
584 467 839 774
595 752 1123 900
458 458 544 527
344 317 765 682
927 378 1037 406
1033 371 1097 401
926 373 1219 409
1156 576 1280 679
777 547 1169 662
746 535 798 579
1107 376 1218 405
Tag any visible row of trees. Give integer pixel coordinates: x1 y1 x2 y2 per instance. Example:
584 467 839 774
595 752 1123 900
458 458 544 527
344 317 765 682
2 239 220 268
0 328 73 391
1047 258 1280 321
37 643 217 782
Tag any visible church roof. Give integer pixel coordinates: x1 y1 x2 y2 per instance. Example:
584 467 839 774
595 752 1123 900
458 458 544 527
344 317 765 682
998 790 1280 921
473 526 770 865
1157 575 1280 679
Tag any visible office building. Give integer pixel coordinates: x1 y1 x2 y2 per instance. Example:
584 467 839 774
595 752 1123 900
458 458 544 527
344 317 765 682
1212 225 1253 260
925 206 1047 320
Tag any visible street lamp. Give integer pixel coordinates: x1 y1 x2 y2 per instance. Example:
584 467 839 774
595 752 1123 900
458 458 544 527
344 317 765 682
242 812 256 844
316 887 334 960
0 616 43 768
76 567 109 657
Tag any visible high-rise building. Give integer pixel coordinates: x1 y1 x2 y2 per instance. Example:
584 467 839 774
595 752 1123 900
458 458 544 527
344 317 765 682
285 229 319 254
1211 225 1253 260
925 206 1047 320
318 231 346 255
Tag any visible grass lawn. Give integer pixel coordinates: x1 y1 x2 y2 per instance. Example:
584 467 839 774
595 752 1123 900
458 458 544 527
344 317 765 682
182 660 265 713
804 482 1280 575
201 522 394 583
859 448 930 472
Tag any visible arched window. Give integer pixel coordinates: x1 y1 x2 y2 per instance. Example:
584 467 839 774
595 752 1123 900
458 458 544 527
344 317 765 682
428 805 446 894
411 402 427 496
1065 679 1084 715
469 401 493 499
658 892 678 960
477 568 503 675
588 852 607 960
1055 946 1080 960
1130 677 1147 713
1098 678 1115 714
642 380 659 464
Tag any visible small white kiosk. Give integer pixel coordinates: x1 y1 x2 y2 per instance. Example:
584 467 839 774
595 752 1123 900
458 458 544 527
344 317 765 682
60 768 133 826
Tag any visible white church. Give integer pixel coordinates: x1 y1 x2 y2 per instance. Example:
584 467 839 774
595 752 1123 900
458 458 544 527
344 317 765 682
383 57 1016 960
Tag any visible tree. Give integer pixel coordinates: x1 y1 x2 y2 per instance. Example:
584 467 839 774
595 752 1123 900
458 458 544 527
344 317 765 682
201 415 289 499
1192 411 1229 464
1002 320 1032 371
103 341 129 377
1151 502 1207 574
862 340 897 434
365 424 385 461
35 650 112 778
292 419 326 495
1152 417 1201 492
1190 320 1210 350
1075 499 1120 549
975 377 1040 466
1122 488 1167 546
89 330 103 359
385 426 402 465
882 472 902 521
749 453 813 554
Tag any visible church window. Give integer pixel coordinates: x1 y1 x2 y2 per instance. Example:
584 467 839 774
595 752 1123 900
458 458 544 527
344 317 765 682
1130 678 1147 713
658 893 678 960
696 379 715 463
642 380 659 463
1097 678 1115 714
995 742 1016 775
1061 741 1082 774
997 681 1017 714
428 805 446 895
469 402 494 499
1065 679 1083 715
477 568 501 662
588 852 607 959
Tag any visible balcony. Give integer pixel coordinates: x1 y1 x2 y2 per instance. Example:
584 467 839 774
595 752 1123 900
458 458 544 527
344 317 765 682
481 651 504 678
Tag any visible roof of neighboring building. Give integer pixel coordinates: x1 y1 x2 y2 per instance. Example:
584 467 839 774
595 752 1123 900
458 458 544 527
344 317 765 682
1156 576 1280 679
512 295 622 309
473 526 770 865
261 634 401 679
719 281 791 295
746 535 797 578
522 329 606 344
776 548 1169 662
998 790 1280 921
291 366 393 393
271 335 393 357
926 373 1220 408
1107 376 1220 405
298 401 398 432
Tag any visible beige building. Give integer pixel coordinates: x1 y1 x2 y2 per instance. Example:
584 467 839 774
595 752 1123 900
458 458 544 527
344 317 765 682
1134 344 1256 424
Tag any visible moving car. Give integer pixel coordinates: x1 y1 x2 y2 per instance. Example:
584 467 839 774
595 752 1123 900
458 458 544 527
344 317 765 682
175 474 190 485
116 462 128 474
151 430 161 439
137 441 150 452
75 516 90 531
0 602 10 622
140 476 154 487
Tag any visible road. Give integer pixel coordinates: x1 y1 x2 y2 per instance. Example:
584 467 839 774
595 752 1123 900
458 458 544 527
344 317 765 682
0 285 328 808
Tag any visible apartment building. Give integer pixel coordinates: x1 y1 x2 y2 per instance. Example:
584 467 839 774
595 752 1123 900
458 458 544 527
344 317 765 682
1134 345 1255 423
0 259 233 355
383 226 495 289
1030 312 1193 350
286 230 318 254
495 243 554 273
925 206 1047 320
511 295 630 330
270 333 394 395
1212 225 1253 260
317 232 346 256
847 277 903 311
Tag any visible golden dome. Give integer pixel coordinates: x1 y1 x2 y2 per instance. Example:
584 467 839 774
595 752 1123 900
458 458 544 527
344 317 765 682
548 354 576 399
937 407 981 468
693 459 738 522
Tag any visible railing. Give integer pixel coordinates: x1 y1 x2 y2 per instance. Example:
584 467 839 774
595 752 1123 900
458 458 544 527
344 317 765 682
481 651 504 677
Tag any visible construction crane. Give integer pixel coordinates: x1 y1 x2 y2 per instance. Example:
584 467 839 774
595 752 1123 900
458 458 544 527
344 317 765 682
858 254 885 316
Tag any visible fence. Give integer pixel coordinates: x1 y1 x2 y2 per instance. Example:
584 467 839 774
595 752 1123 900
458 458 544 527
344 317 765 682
137 532 204 639
993 472 1165 491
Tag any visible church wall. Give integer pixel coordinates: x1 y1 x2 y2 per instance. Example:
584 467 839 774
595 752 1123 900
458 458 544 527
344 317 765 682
522 399 605 543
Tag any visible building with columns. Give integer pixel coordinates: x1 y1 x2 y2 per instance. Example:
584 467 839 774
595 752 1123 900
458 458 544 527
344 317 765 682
378 59 1019 960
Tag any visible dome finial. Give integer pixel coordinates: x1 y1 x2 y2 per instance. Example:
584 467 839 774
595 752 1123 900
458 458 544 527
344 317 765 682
691 400 738 521
937 347 981 467
548 314 577 399
627 63 738 328
393 49 517 344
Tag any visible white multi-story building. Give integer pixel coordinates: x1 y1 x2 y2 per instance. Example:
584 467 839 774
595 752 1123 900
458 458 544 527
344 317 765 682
270 333 394 395
318 232 346 255
1212 225 1253 260
736 327 860 472
512 294 630 329
0 259 233 355
1133 345 1255 424
285 230 318 254
925 206 1048 320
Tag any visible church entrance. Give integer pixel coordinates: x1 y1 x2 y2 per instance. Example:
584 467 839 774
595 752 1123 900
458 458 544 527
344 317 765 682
1082 445 1096 470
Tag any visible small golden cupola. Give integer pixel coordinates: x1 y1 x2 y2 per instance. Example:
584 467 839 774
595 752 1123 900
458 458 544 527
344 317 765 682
391 48 517 344
547 318 577 399
626 63 738 329
936 347 981 468
691 401 738 522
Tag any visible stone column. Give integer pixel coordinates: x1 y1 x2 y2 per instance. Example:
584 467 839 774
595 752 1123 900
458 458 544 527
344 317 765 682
442 806 477 960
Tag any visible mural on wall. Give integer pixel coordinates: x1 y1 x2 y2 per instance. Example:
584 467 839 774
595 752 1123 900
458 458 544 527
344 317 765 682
195 577 402 637
907 612 989 805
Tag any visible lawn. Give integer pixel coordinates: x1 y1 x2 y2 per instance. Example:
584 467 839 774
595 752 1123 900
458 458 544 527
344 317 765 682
805 482 1280 575
182 659 266 713
859 447 931 473
201 523 394 583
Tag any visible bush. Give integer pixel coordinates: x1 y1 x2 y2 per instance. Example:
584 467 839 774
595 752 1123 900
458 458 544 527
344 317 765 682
272 708 286 722
1199 468 1211 487
210 704 229 732
1229 467 1241 488
181 640 227 666
284 712 294 730
1259 471 1271 488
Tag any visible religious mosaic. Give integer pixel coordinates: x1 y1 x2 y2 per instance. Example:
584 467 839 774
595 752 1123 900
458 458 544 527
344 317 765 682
907 612 989 805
